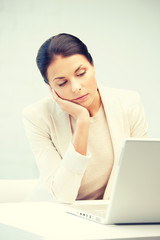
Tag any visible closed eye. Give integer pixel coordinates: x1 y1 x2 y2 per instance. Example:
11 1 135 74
58 80 68 87
77 70 86 77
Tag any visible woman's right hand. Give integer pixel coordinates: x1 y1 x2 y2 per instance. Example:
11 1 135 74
51 89 90 121
51 89 90 156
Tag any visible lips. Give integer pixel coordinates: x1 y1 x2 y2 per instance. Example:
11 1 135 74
73 94 89 101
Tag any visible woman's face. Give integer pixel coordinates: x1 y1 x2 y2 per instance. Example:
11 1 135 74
47 54 100 111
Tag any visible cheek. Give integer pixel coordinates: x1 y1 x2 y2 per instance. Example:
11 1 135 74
53 86 70 100
87 73 97 90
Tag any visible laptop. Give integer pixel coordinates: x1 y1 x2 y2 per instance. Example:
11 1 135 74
66 138 160 224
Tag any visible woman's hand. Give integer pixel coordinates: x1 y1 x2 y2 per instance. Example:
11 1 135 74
51 89 90 121
51 89 90 155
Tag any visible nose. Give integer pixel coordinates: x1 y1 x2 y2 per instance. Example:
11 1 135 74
71 80 81 93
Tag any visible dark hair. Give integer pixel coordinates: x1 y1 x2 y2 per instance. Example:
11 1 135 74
36 33 93 84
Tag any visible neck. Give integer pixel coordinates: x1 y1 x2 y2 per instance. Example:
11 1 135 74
88 89 101 117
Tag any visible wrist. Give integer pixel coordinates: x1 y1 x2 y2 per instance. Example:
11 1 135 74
77 115 90 125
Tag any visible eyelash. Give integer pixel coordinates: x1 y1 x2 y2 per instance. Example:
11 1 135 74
58 71 86 87
77 71 86 77
58 80 67 87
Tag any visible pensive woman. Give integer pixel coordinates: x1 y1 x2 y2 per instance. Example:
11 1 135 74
23 33 148 203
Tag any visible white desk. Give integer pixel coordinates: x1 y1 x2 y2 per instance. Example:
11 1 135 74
0 202 159 240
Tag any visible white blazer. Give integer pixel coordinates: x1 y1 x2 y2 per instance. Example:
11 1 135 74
23 86 148 203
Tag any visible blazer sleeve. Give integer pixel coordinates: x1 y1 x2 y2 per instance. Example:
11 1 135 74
22 109 90 204
128 93 148 138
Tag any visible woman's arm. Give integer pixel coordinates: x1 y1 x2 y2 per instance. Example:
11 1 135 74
22 92 91 204
23 111 91 203
52 90 90 156
72 117 90 155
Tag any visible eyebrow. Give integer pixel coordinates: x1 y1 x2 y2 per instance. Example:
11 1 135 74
53 64 83 81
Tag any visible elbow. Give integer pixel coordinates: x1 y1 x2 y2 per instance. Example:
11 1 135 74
50 177 81 204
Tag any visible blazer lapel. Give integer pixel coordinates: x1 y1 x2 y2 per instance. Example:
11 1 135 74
98 86 127 199
50 100 72 157
99 86 125 160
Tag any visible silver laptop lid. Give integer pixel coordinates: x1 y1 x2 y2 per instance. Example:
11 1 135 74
106 138 160 224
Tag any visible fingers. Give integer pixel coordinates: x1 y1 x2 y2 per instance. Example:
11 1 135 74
51 89 60 102
51 89 66 106
51 88 57 98
50 88 89 120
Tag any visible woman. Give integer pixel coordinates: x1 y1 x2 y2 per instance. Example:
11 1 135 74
23 33 148 203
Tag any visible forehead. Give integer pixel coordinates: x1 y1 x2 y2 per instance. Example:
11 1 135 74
47 54 90 78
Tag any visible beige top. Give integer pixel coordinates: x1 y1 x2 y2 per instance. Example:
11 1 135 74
70 105 114 200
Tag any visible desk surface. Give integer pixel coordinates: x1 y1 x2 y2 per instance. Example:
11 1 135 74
0 202 159 240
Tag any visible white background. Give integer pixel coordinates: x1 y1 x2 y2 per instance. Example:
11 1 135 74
0 0 160 178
